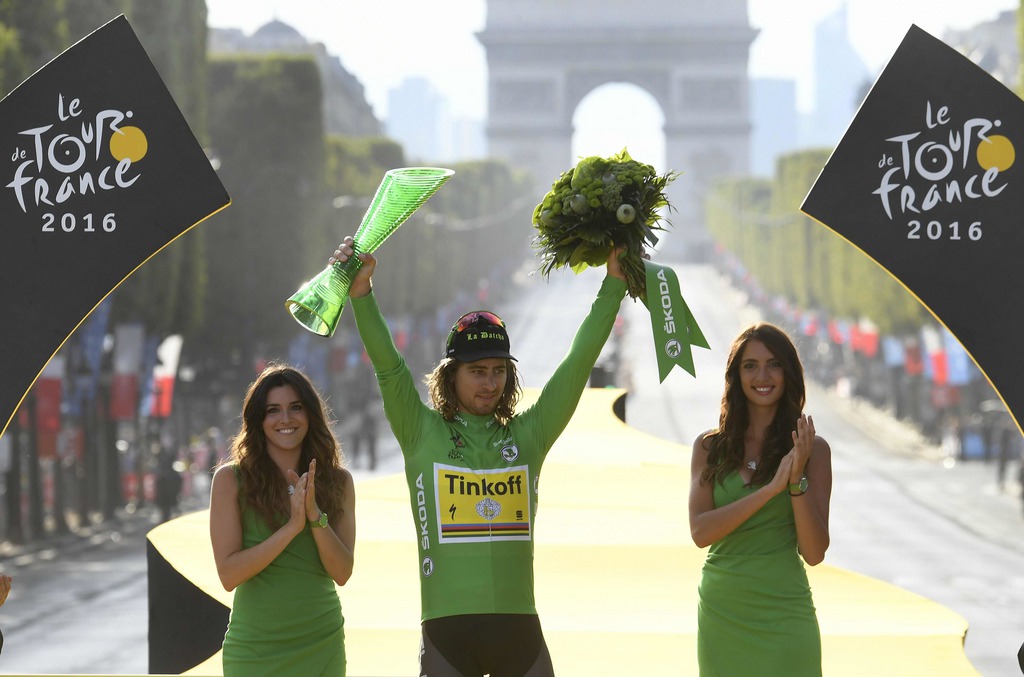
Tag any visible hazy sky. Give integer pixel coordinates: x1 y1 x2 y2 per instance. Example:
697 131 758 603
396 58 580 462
205 1 1016 115
203 1 1018 168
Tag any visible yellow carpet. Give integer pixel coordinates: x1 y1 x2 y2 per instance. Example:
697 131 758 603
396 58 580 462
145 388 977 677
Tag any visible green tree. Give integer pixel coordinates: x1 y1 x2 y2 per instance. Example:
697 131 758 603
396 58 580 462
197 54 328 372
322 142 533 322
65 0 127 42
0 0 67 95
324 135 405 198
706 148 929 335
386 158 535 318
93 0 212 340
127 0 208 133
1020 0 1024 98
0 22 23 92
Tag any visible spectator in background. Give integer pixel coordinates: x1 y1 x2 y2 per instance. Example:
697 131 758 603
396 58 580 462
155 449 183 523
996 420 1019 491
348 355 380 471
1018 450 1024 517
940 413 962 461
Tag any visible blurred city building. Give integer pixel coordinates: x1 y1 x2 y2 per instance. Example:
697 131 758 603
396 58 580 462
748 77 798 177
385 76 487 163
209 19 381 137
801 3 872 149
944 9 1019 90
748 5 1017 180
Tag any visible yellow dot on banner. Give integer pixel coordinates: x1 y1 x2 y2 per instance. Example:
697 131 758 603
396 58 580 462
976 134 1015 172
109 126 148 163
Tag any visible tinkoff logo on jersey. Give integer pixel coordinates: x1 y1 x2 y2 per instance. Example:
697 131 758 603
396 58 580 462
434 463 531 543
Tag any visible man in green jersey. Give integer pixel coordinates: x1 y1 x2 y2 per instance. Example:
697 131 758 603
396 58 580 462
331 236 627 676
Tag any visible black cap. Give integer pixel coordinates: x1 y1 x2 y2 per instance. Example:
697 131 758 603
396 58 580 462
445 311 517 362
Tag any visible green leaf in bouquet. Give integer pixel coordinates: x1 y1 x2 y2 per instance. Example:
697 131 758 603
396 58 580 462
568 243 589 268
641 223 661 247
578 224 611 245
570 155 609 190
549 234 576 249
589 248 612 267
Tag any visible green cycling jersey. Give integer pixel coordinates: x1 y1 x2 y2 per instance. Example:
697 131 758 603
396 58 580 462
351 276 626 621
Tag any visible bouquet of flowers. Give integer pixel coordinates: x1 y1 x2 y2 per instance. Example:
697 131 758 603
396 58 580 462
531 148 678 301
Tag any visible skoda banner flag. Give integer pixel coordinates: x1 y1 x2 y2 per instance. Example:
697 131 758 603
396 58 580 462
642 261 709 382
801 25 1024 432
0 16 230 437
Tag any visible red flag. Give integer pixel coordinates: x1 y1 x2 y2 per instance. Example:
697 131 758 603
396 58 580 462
110 324 143 421
150 335 182 418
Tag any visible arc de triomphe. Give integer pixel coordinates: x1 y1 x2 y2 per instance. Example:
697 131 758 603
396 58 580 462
477 0 757 259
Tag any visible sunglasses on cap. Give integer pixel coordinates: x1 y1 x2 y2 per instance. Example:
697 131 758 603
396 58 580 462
446 311 505 345
445 310 516 362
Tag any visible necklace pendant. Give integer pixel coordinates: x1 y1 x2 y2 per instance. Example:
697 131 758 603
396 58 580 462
747 460 757 470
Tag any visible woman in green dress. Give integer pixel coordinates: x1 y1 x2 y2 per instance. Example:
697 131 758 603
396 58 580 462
689 323 832 676
210 364 356 676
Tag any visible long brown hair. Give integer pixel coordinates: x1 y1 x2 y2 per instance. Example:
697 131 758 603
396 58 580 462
425 357 521 426
224 363 347 528
700 323 805 487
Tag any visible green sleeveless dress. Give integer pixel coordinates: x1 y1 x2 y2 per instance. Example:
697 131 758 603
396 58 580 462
696 472 821 676
222 476 345 676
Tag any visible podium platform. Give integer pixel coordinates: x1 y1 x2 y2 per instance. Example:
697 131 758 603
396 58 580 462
146 388 978 676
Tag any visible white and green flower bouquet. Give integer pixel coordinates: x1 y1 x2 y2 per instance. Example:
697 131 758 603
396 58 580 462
531 148 678 301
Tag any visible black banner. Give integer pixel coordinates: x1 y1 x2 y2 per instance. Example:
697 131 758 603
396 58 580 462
0 16 230 436
802 25 1024 432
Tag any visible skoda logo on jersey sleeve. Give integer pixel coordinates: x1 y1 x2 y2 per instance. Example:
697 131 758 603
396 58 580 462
500 444 519 462
422 556 434 577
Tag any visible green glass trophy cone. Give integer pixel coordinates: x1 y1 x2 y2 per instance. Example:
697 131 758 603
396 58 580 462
286 167 455 336
286 254 363 337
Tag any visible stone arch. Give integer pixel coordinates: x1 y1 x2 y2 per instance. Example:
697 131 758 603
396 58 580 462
565 71 673 121
477 0 757 258
571 82 666 169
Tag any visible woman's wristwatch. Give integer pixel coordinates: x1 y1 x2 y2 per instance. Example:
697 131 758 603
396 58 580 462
788 476 809 496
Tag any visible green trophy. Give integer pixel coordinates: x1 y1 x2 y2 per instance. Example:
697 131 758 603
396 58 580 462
287 166 455 336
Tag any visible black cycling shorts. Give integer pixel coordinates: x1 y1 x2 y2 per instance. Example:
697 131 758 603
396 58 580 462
419 613 554 677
